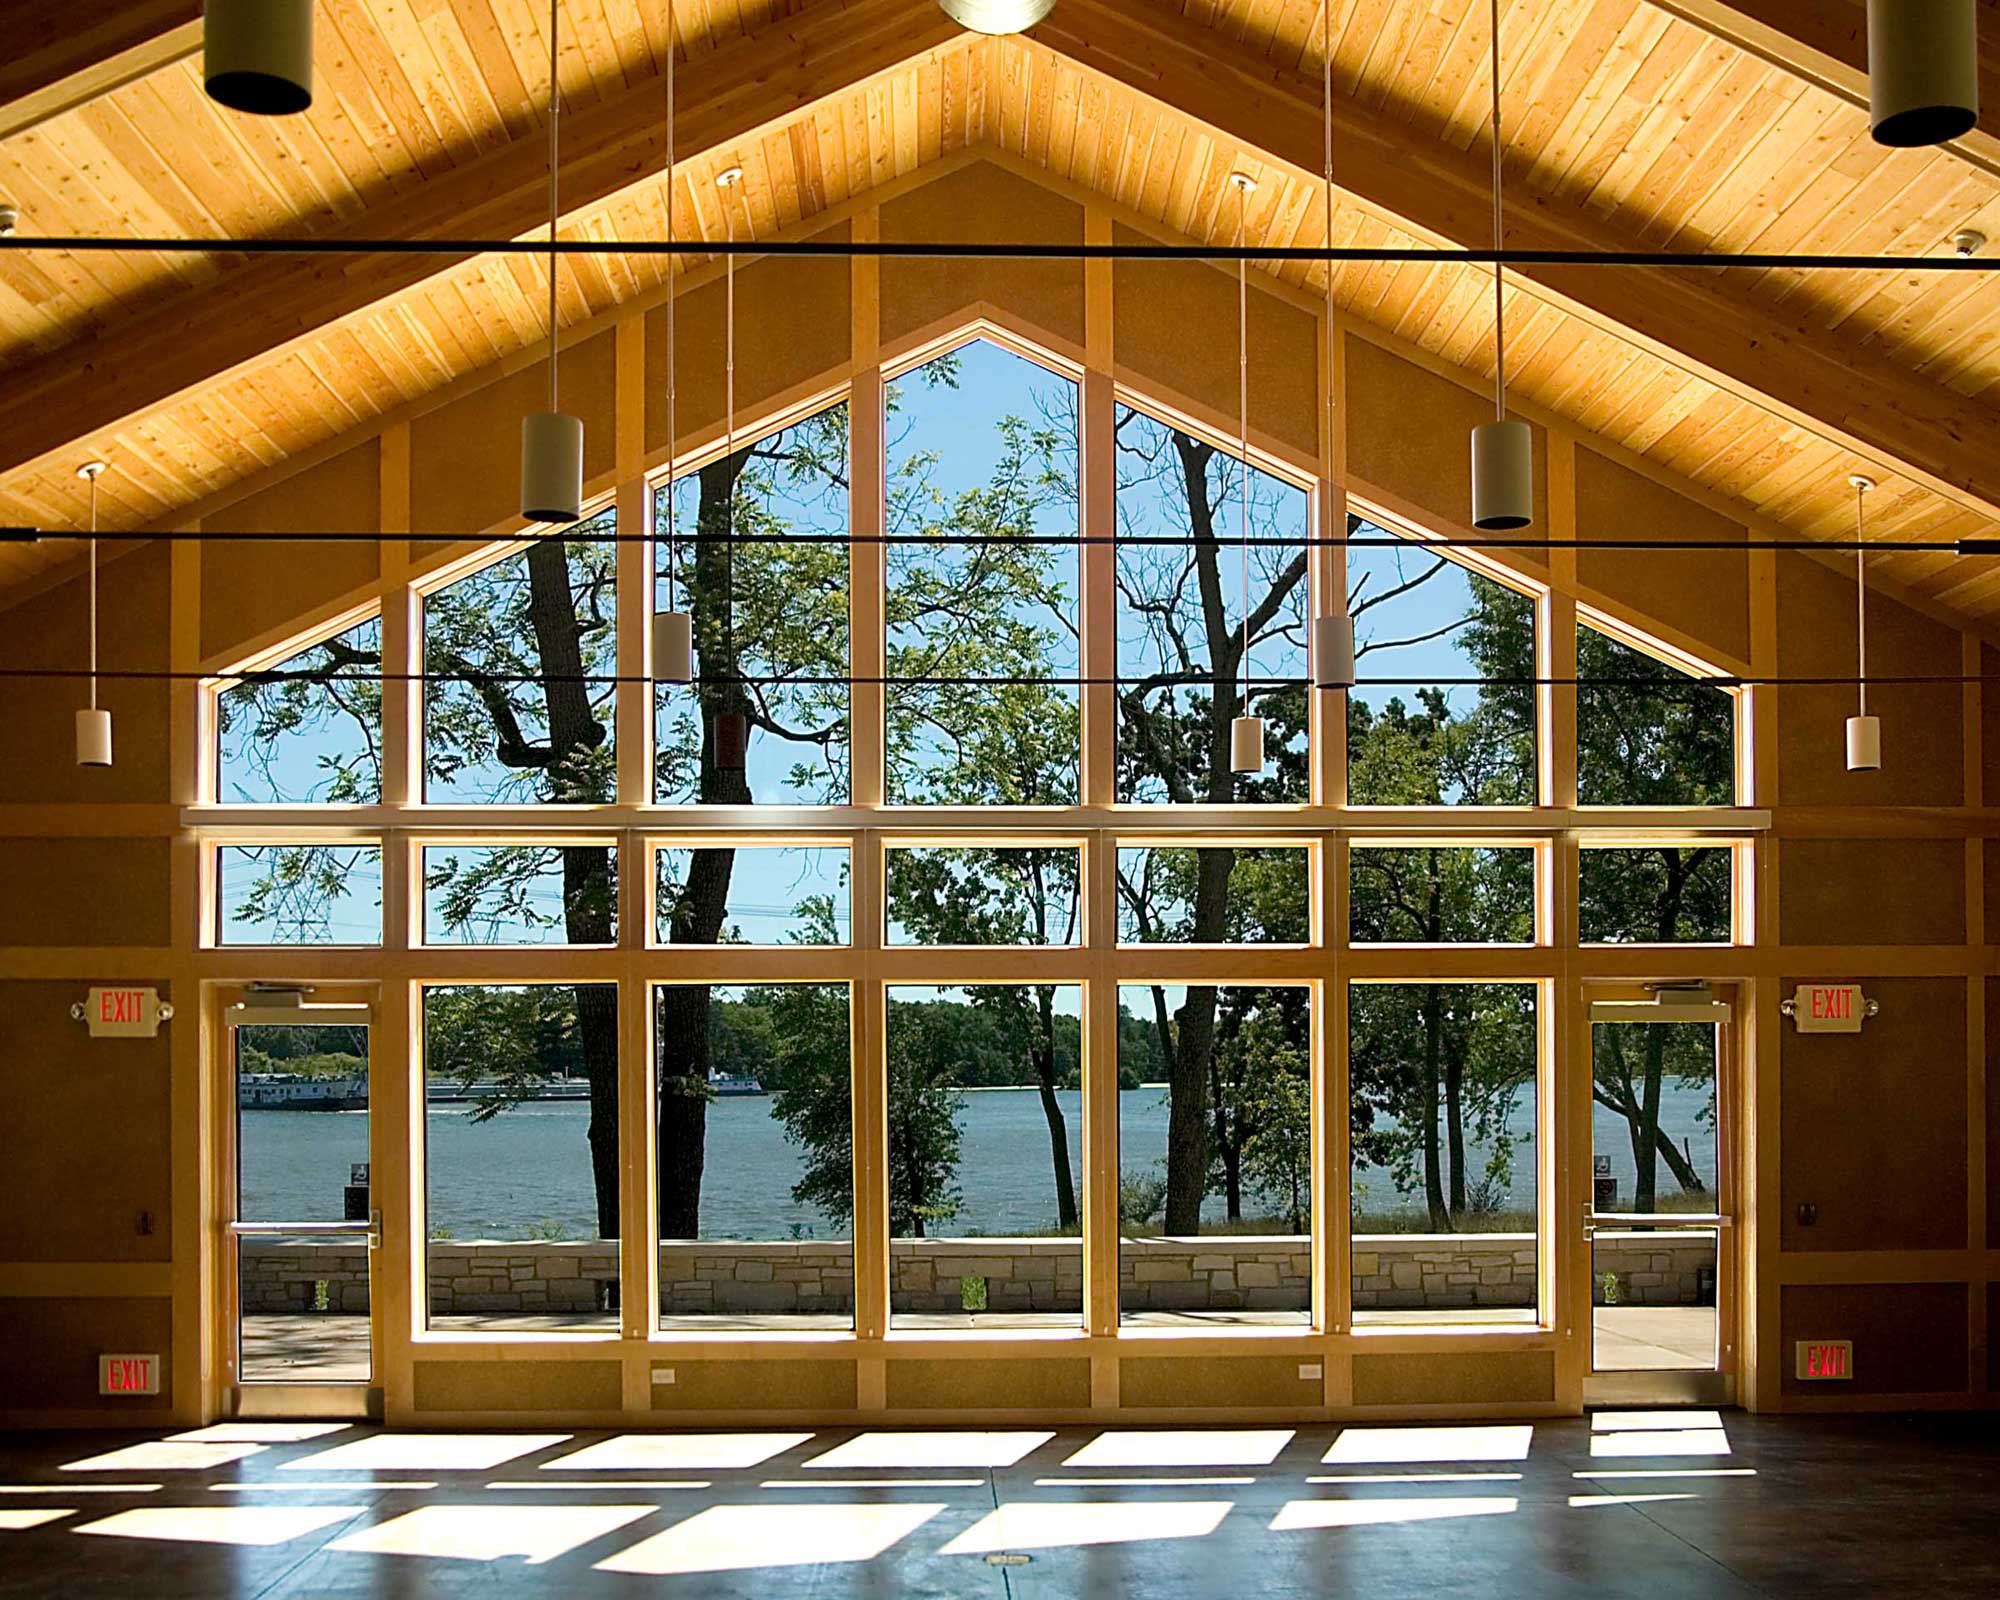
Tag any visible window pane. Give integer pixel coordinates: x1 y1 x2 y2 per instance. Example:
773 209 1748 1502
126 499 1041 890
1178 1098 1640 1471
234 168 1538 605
1115 405 1309 803
218 845 382 945
1578 624 1735 805
1580 847 1733 944
887 985 1083 1328
654 406 850 805
659 983 854 1330
423 845 617 946
424 517 617 804
656 845 850 946
423 984 619 1333
885 846 1081 946
216 616 382 804
1347 527 1535 805
1349 982 1539 1325
1118 983 1312 1326
1349 847 1534 944
886 340 1080 805
1116 846 1310 944
1591 1021 1718 1210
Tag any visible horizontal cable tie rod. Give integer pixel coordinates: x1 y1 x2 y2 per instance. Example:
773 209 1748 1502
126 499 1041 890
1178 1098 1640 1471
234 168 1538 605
2 235 1999 272
2 666 1993 690
9 527 1996 555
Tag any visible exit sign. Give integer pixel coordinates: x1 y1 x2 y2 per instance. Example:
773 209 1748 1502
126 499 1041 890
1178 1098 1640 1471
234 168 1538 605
75 986 171 1038
1789 983 1868 1035
1795 1339 1854 1381
98 1353 161 1396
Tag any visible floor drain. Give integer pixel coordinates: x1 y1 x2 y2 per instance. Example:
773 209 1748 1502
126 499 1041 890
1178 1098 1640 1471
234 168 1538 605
984 1553 1033 1566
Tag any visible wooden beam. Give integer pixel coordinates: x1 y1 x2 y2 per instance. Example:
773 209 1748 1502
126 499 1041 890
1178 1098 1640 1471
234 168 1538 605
1028 0 2000 526
0 0 961 486
1647 0 2000 178
0 0 202 143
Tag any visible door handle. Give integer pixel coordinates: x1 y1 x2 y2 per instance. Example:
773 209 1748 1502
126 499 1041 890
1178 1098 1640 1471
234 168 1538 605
368 1209 383 1250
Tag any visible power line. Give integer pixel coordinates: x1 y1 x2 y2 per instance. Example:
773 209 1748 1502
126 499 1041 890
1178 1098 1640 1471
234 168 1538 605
2 234 1998 272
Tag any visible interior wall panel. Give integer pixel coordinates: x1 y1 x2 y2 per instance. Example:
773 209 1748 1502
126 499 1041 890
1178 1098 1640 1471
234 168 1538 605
1778 839 1968 947
0 838 170 948
885 1356 1090 1412
0 1297 173 1413
1779 1284 1969 1397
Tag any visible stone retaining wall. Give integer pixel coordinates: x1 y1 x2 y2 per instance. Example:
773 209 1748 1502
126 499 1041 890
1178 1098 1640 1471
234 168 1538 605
238 1231 1714 1315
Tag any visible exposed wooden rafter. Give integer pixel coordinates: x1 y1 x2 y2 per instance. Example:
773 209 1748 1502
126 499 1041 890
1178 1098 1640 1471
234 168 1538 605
1026 0 2000 527
0 0 202 143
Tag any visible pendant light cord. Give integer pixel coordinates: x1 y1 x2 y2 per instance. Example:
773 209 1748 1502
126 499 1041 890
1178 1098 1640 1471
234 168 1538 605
664 3 677 612
1237 176 1252 718
1489 0 1506 425
1856 482 1869 720
1323 0 1341 649
546 0 561 420
725 183 737 664
87 471 98 712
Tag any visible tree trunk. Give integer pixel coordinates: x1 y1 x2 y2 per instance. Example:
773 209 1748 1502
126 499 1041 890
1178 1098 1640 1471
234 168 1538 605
1634 1025 1666 1213
1421 986 1451 1231
1163 849 1233 1233
523 540 620 1239
1031 984 1079 1229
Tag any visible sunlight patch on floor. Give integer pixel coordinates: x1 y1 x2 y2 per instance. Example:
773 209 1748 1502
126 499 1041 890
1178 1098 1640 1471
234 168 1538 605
595 1503 945 1575
1588 1429 1732 1459
331 1504 653 1563
291 1435 570 1472
1063 1430 1293 1468
1574 1468 1755 1481
0 1509 71 1530
63 1443 266 1473
807 1431 1053 1470
1568 1493 1698 1508
1307 1472 1524 1485
941 1500 1234 1554
210 1481 438 1492
169 1424 352 1444
550 1434 812 1472
75 1506 364 1546
1323 1426 1534 1465
1271 1496 1519 1530
1591 1411 1724 1432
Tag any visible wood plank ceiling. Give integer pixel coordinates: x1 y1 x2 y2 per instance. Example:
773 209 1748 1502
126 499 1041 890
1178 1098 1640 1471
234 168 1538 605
0 0 1996 621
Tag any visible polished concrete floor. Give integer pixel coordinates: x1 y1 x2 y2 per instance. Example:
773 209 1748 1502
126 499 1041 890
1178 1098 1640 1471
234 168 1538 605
2 1410 1996 1597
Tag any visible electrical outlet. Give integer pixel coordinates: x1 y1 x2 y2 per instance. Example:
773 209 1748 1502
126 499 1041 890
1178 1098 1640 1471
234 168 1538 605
652 1366 675 1385
1298 1362 1323 1381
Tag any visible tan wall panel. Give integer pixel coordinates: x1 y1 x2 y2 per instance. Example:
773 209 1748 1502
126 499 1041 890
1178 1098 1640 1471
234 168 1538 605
882 164 1084 351
1984 645 2000 807
412 332 618 537
1779 1283 1968 1397
412 1358 621 1413
1118 1353 1321 1410
650 1357 857 1414
1575 449 1748 663
1990 979 1999 1247
645 224 852 458
0 544 171 805
0 980 172 1263
1114 226 1319 463
1780 976 1967 1253
0 1296 173 1413
201 441 381 662
1776 551 1963 807
1351 1348 1556 1408
886 1355 1091 1412
0 838 170 948
1344 337 1548 568
1778 838 1967 947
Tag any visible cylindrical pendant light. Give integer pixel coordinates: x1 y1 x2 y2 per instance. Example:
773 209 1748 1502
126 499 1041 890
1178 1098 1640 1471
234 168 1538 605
520 0 583 524
653 3 693 686
935 0 1057 34
1470 0 1533 533
204 0 314 117
1867 0 1980 149
1228 170 1265 776
1317 0 1357 695
1846 475 1882 772
713 165 749 772
75 461 112 769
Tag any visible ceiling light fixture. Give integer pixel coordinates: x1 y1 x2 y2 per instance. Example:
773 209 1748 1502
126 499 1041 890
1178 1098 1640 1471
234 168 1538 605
1314 0 1356 695
520 0 584 525
203 0 315 116
1952 229 1987 259
0 204 18 237
75 461 112 769
1867 0 1979 148
1470 0 1532 534
713 165 749 774
1846 475 1882 772
1229 170 1266 779
935 0 1056 36
652 6 693 687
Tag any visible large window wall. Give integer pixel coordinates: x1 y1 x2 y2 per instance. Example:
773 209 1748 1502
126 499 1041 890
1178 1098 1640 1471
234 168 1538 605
196 327 1758 1352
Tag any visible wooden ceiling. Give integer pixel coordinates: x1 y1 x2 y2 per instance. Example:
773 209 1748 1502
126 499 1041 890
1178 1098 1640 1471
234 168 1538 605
2 0 1998 623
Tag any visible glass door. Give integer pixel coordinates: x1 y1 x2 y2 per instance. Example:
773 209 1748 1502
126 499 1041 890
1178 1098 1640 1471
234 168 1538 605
1584 985 1736 1405
225 991 378 1411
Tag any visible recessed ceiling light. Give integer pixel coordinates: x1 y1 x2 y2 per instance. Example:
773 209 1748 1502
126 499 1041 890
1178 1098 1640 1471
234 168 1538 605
936 0 1057 36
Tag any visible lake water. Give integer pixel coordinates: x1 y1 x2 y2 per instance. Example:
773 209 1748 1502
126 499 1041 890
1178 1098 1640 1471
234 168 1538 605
241 1079 1715 1238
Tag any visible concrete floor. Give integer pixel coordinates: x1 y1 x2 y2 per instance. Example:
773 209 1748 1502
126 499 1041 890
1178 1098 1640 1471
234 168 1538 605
1 1411 1996 1597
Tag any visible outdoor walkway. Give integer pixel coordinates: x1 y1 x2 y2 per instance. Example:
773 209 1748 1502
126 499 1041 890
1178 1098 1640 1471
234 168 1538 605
2 1412 1997 1597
